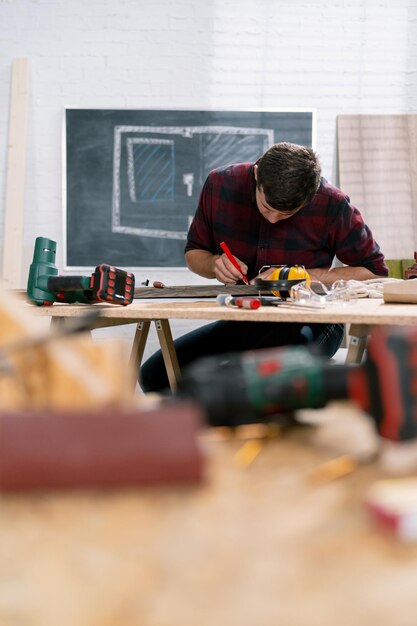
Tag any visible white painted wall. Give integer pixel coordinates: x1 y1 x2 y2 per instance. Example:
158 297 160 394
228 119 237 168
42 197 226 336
1 0 416 359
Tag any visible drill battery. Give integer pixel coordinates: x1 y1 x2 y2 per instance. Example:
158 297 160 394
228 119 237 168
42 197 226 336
51 264 135 306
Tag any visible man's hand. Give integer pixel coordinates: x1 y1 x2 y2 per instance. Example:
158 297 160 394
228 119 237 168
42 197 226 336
249 266 277 284
214 253 248 284
185 249 248 284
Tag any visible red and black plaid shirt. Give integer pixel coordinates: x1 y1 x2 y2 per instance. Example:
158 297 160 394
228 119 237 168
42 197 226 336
185 162 388 280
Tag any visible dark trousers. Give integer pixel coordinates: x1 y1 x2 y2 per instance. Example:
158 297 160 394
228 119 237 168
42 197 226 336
140 321 344 393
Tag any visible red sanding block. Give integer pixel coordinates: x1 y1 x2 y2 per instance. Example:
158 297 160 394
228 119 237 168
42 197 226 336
0 401 205 491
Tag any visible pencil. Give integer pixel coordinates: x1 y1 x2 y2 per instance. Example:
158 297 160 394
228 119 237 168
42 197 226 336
220 241 249 285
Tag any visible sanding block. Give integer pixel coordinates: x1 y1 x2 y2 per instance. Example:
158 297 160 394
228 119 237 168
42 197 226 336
0 401 205 491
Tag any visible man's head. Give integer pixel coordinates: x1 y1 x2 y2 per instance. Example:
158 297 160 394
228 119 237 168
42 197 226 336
254 142 321 223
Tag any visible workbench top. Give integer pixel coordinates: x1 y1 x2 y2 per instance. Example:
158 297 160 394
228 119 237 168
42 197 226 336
30 296 417 326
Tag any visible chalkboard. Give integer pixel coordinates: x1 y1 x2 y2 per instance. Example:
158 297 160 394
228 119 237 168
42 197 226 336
65 109 315 269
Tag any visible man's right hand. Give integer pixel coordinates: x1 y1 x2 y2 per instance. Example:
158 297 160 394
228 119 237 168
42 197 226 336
214 253 248 284
185 249 248 284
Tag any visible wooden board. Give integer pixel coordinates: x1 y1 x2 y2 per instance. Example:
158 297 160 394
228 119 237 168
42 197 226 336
2 59 30 289
337 114 417 260
383 279 417 303
134 284 271 298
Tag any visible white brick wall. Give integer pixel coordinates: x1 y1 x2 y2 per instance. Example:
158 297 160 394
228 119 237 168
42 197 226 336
1 0 417 358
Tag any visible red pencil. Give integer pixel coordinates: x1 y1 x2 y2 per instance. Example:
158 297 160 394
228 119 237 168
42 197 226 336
220 241 249 285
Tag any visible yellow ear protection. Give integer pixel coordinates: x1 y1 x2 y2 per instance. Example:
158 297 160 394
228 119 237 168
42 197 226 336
268 265 310 298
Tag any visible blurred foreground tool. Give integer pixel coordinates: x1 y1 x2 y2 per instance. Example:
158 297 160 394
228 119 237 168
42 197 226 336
0 287 134 410
27 237 135 305
178 325 417 443
0 402 204 491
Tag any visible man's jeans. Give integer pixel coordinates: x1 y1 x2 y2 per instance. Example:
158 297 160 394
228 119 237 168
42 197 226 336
140 321 344 393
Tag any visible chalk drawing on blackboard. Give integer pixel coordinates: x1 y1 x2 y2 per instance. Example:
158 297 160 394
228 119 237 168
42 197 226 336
112 125 274 240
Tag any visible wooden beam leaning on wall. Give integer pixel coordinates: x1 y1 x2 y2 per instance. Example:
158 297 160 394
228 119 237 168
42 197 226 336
2 58 30 290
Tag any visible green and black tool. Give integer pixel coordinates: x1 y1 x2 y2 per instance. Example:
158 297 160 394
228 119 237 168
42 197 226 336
27 237 135 306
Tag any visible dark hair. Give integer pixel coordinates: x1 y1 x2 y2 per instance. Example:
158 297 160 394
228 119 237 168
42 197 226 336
256 142 321 212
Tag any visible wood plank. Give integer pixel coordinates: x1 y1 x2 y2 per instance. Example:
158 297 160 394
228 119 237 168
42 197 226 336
2 58 30 289
134 284 272 298
337 114 417 259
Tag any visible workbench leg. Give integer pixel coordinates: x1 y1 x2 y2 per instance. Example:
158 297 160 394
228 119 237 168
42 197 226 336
130 321 151 388
155 319 181 392
345 324 370 364
50 317 68 331
50 317 94 336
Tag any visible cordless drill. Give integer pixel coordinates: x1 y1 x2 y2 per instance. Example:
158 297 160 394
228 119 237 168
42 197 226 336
178 326 417 442
27 237 135 306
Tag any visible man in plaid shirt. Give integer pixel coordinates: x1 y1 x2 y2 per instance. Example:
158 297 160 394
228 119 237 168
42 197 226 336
141 142 388 393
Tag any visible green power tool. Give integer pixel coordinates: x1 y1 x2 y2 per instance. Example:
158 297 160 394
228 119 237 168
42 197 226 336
27 237 135 306
178 325 417 442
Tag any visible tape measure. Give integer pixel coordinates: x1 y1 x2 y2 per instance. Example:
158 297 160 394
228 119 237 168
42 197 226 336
268 265 310 298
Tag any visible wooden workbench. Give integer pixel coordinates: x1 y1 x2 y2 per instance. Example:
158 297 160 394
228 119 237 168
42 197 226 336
31 298 417 390
31 295 417 326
